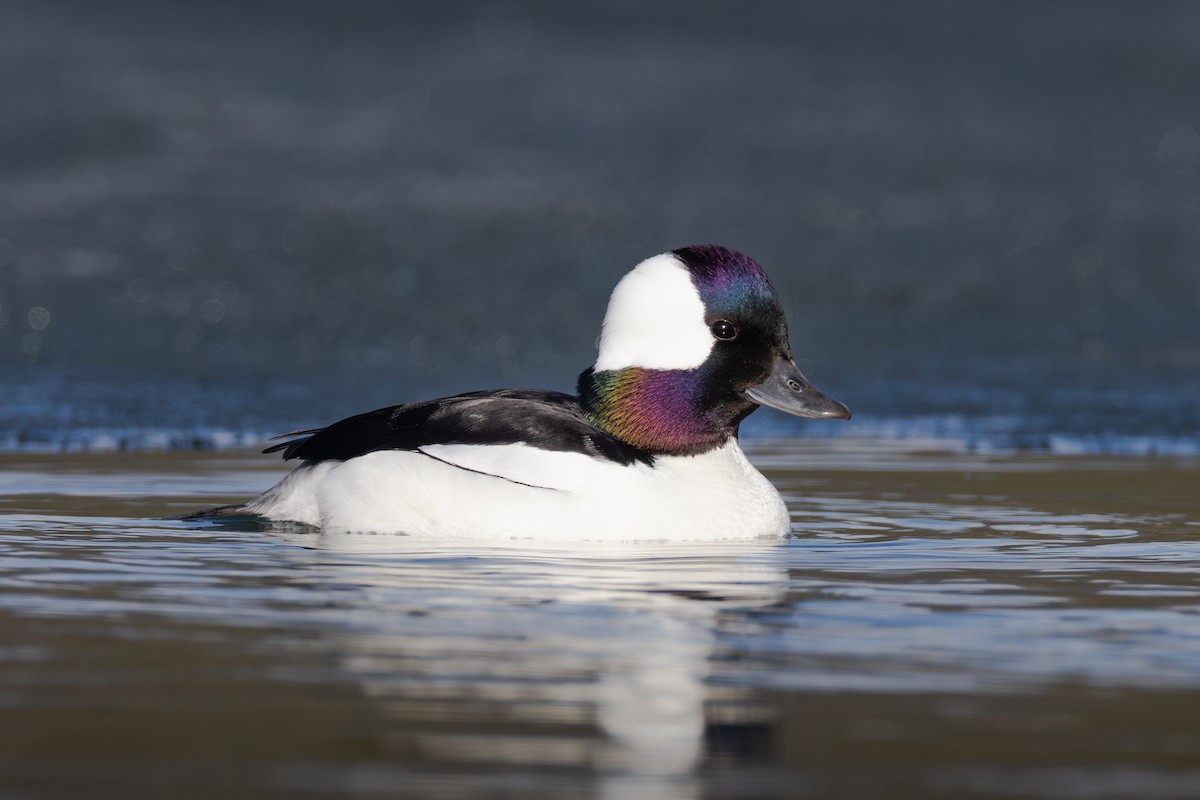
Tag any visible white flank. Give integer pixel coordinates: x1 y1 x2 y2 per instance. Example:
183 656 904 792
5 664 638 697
243 441 790 541
241 460 337 526
592 252 713 372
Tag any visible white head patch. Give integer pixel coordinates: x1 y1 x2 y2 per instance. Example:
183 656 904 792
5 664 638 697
593 252 713 372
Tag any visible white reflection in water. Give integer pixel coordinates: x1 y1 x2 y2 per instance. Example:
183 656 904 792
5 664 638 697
276 533 789 798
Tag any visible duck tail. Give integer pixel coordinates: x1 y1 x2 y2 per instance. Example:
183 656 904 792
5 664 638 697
174 504 250 522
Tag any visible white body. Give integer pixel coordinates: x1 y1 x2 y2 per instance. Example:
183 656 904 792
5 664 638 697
243 440 791 541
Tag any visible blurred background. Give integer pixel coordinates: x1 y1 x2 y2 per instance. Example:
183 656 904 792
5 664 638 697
1 0 1198 452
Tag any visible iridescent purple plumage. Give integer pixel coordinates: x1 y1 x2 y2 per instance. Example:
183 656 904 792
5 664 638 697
578 244 789 456
578 367 731 455
673 244 781 321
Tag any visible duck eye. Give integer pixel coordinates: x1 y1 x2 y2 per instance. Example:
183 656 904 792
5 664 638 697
710 320 738 341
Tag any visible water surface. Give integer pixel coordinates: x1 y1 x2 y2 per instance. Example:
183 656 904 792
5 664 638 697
2 440 1198 799
5 5 1199 794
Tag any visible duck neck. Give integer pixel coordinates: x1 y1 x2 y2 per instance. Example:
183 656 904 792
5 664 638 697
576 367 753 457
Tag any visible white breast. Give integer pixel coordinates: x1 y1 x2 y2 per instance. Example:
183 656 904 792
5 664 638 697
244 441 790 541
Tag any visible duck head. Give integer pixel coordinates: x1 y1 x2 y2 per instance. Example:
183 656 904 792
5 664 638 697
578 244 850 456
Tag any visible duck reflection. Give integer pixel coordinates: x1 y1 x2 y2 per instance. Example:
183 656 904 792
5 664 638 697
274 531 789 798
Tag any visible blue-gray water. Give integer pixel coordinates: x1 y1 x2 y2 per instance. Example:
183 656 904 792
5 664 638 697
1 1 1198 453
3 6 1200 798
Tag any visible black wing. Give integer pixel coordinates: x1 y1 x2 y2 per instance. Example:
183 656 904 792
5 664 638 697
264 389 653 466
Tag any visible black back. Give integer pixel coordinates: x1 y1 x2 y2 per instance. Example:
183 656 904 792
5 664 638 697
265 389 654 466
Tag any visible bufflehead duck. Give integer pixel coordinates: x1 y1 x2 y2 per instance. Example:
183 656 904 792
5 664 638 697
226 245 849 539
